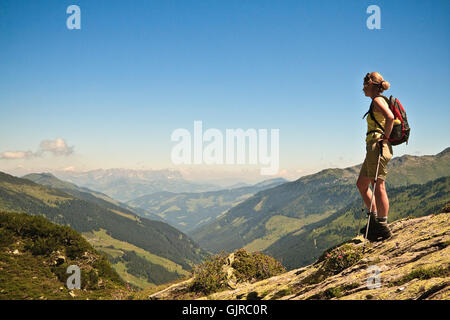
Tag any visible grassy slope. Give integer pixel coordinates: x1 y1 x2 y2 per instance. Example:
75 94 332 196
0 172 208 289
0 210 129 300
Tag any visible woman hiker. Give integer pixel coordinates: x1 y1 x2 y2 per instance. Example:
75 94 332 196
356 72 394 241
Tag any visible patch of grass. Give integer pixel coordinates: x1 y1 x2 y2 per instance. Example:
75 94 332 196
389 266 450 287
342 282 360 291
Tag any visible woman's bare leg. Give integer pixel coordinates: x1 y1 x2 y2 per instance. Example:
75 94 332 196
356 174 377 212
374 179 389 218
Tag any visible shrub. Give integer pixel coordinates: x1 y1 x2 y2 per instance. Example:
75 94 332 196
303 244 362 285
322 244 362 275
51 262 70 283
232 249 286 283
66 241 90 259
189 249 286 296
189 253 228 295
83 269 99 290
0 227 15 248
25 236 59 256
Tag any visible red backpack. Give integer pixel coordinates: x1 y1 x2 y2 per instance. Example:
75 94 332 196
363 95 410 145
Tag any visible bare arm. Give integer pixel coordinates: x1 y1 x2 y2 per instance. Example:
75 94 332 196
373 97 394 140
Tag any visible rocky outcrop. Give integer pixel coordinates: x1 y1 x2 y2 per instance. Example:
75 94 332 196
149 211 450 300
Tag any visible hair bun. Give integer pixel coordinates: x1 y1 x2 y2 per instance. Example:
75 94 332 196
382 80 390 90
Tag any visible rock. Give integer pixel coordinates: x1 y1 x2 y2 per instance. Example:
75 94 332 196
13 249 20 255
50 251 66 266
222 253 238 289
55 255 66 266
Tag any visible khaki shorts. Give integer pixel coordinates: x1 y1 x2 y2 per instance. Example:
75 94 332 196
360 140 393 181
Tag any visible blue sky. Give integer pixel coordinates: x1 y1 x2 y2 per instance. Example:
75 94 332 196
0 0 449 182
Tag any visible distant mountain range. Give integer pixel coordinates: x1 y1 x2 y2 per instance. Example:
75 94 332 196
0 172 208 289
53 168 223 202
190 147 450 266
126 178 287 233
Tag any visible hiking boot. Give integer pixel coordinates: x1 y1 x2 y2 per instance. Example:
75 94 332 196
367 220 392 242
360 212 377 235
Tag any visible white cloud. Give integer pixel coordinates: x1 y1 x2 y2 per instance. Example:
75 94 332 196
0 138 74 160
0 151 34 160
39 138 74 156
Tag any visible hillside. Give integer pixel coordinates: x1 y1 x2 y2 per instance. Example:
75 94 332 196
0 210 128 299
127 178 286 233
147 209 450 300
0 172 208 289
191 148 450 254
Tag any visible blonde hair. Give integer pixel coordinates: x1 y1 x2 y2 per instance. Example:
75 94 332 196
364 72 390 93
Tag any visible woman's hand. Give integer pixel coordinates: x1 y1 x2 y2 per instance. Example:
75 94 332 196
378 136 389 144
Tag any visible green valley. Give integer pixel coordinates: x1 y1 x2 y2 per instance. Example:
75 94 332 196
127 178 286 233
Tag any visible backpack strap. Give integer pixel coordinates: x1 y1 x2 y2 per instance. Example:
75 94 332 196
363 95 390 133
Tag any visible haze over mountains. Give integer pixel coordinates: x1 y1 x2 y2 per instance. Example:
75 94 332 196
53 168 223 202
